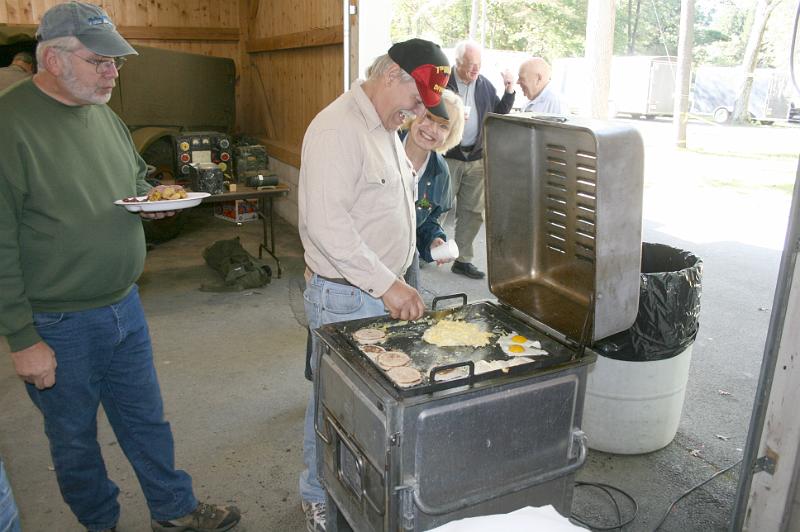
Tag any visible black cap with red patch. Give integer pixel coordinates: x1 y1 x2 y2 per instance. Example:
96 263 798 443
388 38 451 121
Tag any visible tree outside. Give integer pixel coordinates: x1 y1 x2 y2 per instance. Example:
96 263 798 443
390 0 798 124
391 0 790 66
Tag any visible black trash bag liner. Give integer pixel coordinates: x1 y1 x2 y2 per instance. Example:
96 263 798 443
597 243 702 362
201 237 271 292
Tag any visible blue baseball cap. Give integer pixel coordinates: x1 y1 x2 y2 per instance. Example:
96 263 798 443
36 2 137 57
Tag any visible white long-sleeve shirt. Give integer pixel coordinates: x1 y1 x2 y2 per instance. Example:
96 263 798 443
523 83 569 115
298 80 416 298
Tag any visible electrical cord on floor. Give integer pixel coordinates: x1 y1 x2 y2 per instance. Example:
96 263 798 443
651 459 743 531
571 481 638 530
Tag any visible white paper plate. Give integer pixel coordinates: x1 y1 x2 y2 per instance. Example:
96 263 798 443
114 192 210 213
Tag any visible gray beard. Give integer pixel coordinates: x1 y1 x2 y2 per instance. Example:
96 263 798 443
61 61 111 105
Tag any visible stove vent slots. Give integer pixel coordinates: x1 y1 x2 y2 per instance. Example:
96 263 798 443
544 144 597 263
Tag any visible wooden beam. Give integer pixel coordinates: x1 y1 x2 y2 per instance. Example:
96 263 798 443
119 26 239 42
1 24 37 34
246 26 342 53
259 138 301 168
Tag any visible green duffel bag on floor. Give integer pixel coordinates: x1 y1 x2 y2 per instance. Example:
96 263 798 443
201 237 271 291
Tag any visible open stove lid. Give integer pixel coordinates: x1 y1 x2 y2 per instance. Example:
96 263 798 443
483 114 644 343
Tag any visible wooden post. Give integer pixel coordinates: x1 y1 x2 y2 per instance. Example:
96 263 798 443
673 0 694 148
584 0 616 119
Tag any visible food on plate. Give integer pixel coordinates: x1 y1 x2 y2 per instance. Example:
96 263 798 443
353 327 386 345
121 196 145 203
147 184 188 202
496 333 549 356
422 319 493 347
387 366 422 387
377 350 411 370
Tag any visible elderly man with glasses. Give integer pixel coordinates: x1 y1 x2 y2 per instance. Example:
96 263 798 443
0 2 240 532
443 40 515 280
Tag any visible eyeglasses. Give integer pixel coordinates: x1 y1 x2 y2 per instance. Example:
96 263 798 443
69 51 126 74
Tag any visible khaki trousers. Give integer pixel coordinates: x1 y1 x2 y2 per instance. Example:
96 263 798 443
444 157 485 264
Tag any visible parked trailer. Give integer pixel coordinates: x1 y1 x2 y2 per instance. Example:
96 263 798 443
551 55 676 118
610 55 676 119
690 66 795 124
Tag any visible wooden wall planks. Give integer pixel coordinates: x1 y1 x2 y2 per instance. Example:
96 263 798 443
1 0 346 171
0 0 239 27
243 1 344 167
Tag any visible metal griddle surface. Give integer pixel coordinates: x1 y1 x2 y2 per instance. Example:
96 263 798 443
321 300 583 395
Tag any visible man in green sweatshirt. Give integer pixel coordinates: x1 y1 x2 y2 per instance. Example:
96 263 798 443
0 3 240 532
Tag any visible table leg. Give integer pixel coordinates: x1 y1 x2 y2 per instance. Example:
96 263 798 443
258 196 282 278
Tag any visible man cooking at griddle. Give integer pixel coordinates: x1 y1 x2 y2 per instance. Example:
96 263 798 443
296 38 450 532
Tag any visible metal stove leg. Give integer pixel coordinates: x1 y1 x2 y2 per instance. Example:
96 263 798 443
325 493 354 532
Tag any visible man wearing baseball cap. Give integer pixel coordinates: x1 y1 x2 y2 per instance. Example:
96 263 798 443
297 38 449 531
0 3 240 531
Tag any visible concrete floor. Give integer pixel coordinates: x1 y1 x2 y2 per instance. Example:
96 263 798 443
0 206 755 532
1 208 311 532
1 120 796 531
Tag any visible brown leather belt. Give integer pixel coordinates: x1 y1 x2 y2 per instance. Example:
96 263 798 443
315 274 354 287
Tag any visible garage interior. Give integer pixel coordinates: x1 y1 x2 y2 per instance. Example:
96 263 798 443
1 0 790 531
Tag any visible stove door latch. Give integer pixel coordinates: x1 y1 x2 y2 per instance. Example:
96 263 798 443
570 429 587 460
395 484 415 531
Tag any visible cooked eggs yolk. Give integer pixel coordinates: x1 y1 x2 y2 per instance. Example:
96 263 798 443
511 335 528 343
509 344 525 353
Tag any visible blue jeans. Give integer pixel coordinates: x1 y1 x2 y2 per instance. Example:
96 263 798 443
26 286 196 531
299 275 387 503
0 458 21 532
403 251 421 292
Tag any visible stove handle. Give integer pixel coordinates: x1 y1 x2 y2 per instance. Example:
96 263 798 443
410 429 588 516
431 293 468 311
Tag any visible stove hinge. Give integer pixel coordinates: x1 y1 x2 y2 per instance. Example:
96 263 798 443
386 433 401 474
395 484 415 531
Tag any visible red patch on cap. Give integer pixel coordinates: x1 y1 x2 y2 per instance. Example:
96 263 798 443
410 64 451 107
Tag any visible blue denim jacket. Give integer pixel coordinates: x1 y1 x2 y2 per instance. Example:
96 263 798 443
399 131 454 263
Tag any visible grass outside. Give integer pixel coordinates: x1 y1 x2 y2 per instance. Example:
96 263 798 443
625 118 799 196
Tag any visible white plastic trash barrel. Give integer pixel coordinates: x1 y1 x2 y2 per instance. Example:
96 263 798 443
583 345 693 454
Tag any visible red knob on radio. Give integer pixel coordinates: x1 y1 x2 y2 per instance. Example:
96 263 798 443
180 153 190 163
220 152 230 162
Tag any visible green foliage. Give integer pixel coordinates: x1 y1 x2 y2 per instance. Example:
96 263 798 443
483 0 587 58
613 0 682 56
391 0 587 58
390 0 790 68
693 0 749 66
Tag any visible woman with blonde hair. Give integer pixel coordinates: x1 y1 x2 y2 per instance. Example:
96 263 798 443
401 89 465 289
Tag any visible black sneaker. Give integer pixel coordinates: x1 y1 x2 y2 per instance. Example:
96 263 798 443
451 261 485 279
151 502 241 531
